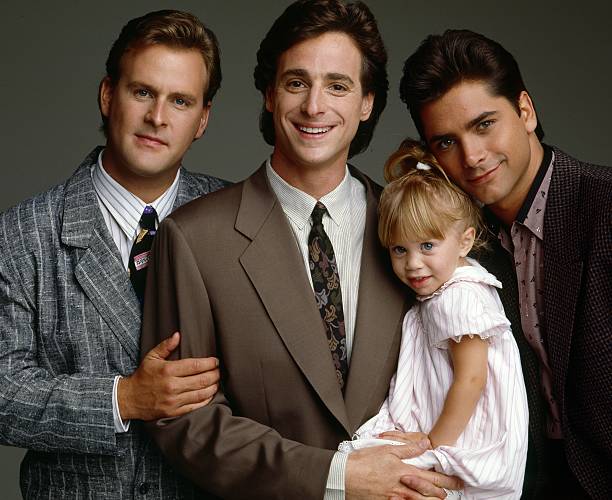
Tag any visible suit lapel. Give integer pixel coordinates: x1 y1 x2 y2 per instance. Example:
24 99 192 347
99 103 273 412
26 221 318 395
343 169 406 431
543 151 583 414
61 149 141 363
237 167 351 433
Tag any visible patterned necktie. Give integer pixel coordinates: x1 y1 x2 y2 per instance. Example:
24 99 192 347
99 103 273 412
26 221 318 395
128 205 158 306
308 202 348 392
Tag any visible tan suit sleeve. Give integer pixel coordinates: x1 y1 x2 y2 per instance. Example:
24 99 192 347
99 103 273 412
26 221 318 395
141 217 335 499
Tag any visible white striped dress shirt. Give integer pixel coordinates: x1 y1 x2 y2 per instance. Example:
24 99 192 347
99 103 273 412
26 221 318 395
342 259 529 499
266 160 367 499
91 149 180 433
92 150 180 270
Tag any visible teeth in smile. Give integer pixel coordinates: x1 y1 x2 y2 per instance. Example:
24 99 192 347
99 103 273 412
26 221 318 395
299 126 330 134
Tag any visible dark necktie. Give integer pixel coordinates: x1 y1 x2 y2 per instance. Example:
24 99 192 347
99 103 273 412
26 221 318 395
128 205 158 306
308 202 348 392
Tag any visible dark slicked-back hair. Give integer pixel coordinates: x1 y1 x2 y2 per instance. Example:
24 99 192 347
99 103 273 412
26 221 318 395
400 29 544 141
254 0 388 158
100 9 221 135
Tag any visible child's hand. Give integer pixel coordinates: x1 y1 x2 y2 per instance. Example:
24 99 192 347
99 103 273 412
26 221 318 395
378 430 432 450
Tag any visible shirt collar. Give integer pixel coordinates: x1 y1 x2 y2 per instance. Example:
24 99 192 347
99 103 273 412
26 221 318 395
519 148 554 241
265 158 354 230
92 148 180 239
483 144 554 234
515 144 553 224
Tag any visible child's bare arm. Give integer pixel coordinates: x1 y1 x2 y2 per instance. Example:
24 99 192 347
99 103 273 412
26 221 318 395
428 336 488 448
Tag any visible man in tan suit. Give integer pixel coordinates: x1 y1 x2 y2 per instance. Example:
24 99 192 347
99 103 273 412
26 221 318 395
141 1 460 498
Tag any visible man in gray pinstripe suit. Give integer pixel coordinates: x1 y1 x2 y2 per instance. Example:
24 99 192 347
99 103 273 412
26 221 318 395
0 10 228 498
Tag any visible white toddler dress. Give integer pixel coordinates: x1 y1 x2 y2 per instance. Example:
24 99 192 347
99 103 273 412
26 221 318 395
339 258 528 499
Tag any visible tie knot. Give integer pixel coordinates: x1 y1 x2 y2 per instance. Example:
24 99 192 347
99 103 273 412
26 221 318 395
140 205 157 230
311 202 327 227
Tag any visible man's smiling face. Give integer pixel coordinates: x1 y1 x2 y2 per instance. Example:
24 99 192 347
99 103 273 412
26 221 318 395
420 80 540 218
265 32 373 177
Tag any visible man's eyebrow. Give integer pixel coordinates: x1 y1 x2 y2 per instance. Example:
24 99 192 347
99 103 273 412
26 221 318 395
326 73 355 86
467 110 497 129
277 69 355 86
128 80 154 90
278 68 309 80
428 110 498 143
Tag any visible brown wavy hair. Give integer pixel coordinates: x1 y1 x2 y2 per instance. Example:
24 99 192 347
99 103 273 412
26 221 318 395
253 0 388 158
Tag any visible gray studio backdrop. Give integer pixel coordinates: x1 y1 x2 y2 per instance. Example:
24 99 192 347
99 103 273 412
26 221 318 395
1 0 610 497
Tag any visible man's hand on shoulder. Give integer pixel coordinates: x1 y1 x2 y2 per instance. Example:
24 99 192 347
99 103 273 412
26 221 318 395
118 332 220 421
345 443 462 499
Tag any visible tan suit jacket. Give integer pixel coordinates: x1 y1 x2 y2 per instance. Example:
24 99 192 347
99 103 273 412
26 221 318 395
141 165 407 499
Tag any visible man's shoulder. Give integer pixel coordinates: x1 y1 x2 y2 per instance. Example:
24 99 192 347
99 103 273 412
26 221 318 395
549 147 611 219
552 147 612 185
1 177 69 242
348 163 384 199
0 150 98 251
548 146 610 247
180 168 232 198
169 177 245 228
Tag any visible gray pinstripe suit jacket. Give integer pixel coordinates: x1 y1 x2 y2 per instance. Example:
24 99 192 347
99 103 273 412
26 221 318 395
0 147 229 499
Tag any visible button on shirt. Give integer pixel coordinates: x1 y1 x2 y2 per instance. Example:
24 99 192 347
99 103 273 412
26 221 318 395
266 160 367 499
91 149 180 432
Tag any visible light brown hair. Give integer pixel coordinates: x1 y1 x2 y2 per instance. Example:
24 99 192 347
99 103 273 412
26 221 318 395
100 10 221 135
378 138 486 250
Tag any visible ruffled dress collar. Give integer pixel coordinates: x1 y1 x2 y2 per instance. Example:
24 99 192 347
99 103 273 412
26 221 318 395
416 257 502 302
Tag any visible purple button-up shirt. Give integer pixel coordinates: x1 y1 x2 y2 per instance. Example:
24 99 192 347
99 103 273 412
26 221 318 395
495 146 563 439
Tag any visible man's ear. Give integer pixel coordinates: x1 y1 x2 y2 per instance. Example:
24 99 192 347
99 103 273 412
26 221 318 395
99 77 114 118
194 102 212 140
459 226 476 258
265 87 274 113
518 91 538 135
360 92 374 122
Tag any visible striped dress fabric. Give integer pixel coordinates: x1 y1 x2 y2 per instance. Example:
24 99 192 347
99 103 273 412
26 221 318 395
340 259 528 499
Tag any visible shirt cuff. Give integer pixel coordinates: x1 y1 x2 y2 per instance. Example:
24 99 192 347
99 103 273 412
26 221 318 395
112 375 130 433
324 451 348 500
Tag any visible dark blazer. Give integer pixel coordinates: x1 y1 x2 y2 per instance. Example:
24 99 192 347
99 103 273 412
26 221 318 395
141 165 407 499
481 147 611 500
0 147 229 499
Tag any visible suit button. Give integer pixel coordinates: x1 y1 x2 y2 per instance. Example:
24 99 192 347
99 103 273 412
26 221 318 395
139 483 150 495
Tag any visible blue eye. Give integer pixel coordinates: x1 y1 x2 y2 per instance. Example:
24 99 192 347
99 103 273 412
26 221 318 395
420 242 434 251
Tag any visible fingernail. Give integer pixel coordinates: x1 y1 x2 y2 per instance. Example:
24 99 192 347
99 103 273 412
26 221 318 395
419 439 429 448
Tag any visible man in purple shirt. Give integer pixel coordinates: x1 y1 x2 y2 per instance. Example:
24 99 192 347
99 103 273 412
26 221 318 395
398 29 611 500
